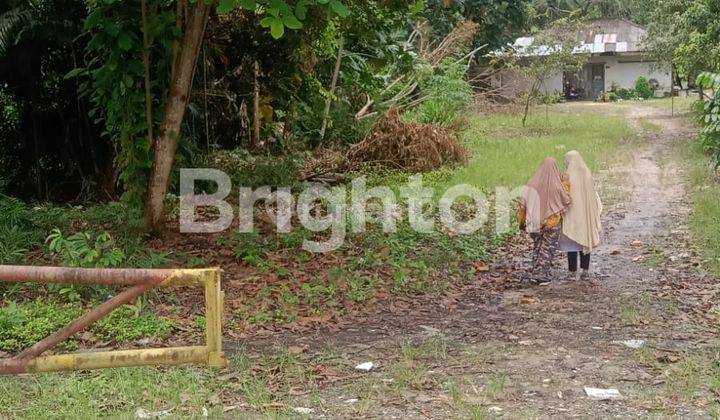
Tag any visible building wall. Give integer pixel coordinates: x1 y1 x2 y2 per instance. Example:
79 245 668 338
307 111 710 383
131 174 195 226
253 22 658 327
493 55 672 99
491 69 564 98
596 55 672 95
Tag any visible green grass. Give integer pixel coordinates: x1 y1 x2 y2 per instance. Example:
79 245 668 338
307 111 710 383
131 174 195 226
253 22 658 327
0 366 221 419
0 300 174 352
0 347 342 418
446 105 632 192
680 141 720 274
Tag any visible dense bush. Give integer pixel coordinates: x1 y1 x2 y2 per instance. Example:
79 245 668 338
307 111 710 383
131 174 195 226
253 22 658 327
615 87 635 100
696 72 720 164
202 148 301 189
408 59 473 126
635 76 652 99
0 88 21 193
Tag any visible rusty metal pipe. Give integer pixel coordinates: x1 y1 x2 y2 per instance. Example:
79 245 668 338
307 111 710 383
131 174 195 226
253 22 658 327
0 265 177 286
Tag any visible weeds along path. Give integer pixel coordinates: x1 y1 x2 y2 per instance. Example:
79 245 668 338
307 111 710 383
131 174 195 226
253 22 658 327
228 103 718 418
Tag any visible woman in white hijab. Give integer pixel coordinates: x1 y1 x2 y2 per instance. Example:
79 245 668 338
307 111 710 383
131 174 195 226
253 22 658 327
559 151 603 280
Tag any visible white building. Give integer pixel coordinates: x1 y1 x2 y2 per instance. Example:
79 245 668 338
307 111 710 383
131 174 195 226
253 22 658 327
492 19 672 100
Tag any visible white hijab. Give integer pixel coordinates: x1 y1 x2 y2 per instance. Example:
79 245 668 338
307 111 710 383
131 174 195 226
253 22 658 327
562 151 603 252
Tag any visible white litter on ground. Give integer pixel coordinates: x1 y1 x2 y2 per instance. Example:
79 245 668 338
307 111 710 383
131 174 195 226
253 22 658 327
292 407 314 414
355 362 375 371
584 387 622 400
614 339 646 349
134 408 173 419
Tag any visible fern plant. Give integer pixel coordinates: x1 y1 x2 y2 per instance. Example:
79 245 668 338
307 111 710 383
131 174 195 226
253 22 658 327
0 7 32 56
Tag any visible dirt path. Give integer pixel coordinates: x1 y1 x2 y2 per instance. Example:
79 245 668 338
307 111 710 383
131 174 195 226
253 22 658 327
230 103 718 419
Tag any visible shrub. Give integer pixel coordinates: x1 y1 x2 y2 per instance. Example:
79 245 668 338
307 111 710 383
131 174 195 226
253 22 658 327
0 88 21 194
635 76 652 99
615 88 635 100
202 149 300 189
0 195 44 264
45 229 127 301
533 92 564 105
410 59 473 126
696 72 720 164
46 229 126 269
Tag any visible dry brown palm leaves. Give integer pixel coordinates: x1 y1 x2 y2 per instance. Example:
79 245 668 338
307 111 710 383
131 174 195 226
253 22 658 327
348 108 469 172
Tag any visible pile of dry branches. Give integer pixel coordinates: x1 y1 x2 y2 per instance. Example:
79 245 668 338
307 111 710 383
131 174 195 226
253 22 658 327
348 108 469 172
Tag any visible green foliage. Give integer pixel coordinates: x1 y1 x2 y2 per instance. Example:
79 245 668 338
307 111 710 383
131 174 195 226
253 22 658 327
203 149 300 188
532 0 655 25
0 300 83 352
408 59 473 126
680 140 720 275
645 0 718 82
46 229 126 269
696 72 720 163
448 106 632 191
77 0 178 207
0 195 44 264
423 0 531 50
0 300 174 352
0 87 20 193
634 76 652 100
45 229 127 301
219 0 350 38
94 305 174 343
614 87 635 100
536 91 564 104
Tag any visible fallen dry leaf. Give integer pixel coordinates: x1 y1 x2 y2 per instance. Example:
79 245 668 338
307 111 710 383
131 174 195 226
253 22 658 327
288 345 308 355
474 262 490 272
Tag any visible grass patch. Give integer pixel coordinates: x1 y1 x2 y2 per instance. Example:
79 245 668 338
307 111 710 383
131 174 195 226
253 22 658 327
619 292 652 326
445 105 632 192
0 366 220 419
678 141 720 274
636 349 720 409
0 300 174 353
0 346 342 418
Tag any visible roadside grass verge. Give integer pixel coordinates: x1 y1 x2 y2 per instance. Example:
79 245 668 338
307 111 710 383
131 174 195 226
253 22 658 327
678 141 720 274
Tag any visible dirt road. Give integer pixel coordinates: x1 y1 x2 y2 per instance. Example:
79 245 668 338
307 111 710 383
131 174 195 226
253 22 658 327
231 103 718 419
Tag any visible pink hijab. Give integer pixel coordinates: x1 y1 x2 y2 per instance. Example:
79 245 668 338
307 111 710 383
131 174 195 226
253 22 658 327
521 158 571 233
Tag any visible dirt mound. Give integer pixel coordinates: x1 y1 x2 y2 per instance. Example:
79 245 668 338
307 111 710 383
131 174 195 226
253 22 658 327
348 108 469 172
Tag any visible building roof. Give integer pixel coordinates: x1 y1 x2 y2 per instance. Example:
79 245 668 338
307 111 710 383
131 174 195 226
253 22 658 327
510 19 649 57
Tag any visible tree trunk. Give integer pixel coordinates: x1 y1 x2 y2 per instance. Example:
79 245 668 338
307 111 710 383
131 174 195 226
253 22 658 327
253 60 261 148
319 35 344 140
141 0 154 144
145 2 210 231
522 79 541 127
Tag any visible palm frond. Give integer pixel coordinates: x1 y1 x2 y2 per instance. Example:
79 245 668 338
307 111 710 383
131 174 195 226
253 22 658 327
0 8 33 56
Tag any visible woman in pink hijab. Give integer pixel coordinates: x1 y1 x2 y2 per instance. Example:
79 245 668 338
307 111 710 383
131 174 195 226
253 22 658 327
518 158 572 284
